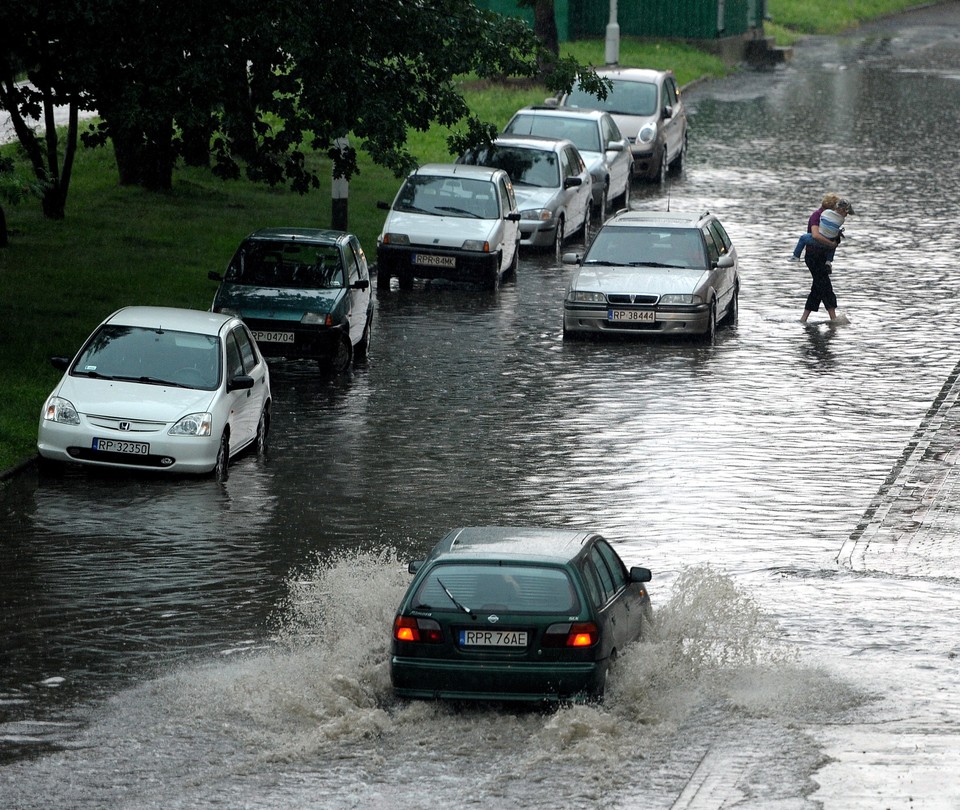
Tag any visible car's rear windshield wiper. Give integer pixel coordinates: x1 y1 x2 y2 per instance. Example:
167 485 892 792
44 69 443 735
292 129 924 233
436 578 476 620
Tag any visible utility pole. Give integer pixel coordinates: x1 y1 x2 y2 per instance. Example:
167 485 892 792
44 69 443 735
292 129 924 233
331 136 349 231
605 0 620 66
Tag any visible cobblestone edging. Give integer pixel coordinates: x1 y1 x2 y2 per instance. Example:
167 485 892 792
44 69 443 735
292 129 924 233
838 358 960 578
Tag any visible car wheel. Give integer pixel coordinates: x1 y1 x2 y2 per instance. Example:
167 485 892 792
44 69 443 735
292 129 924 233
655 146 668 184
669 133 687 174
487 259 501 291
255 407 269 456
506 239 520 278
701 299 717 344
320 333 353 374
592 650 618 702
552 215 565 260
615 170 631 210
213 432 229 481
355 313 372 362
724 285 739 327
376 265 391 291
398 271 413 291
599 180 609 220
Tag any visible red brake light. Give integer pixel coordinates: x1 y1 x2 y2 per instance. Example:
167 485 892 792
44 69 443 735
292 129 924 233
542 622 600 648
393 616 443 643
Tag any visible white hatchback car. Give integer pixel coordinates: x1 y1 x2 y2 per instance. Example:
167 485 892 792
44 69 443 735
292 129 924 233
376 163 521 291
37 306 272 480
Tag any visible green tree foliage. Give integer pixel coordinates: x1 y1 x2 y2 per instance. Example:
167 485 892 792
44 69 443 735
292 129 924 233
1 0 605 216
0 0 89 220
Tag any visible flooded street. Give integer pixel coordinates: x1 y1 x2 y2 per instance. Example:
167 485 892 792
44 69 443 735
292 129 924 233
3 6 960 807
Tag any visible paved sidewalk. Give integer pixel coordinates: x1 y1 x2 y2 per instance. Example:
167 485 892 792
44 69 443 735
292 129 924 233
838 356 960 578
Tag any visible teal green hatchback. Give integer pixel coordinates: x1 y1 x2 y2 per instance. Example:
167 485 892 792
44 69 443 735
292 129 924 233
209 228 373 374
391 526 653 703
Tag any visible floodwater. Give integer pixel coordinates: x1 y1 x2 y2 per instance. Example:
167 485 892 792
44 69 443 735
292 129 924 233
3 8 960 808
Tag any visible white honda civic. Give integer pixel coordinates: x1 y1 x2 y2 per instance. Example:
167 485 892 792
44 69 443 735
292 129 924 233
37 306 272 480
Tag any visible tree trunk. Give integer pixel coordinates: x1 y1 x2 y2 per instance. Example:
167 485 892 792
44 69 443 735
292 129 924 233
534 0 559 56
0 205 8 248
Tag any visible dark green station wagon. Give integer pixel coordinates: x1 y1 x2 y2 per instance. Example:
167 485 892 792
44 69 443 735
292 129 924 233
391 526 653 703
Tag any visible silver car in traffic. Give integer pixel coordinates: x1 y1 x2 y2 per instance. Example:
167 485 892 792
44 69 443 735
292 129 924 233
562 209 739 343
459 134 593 253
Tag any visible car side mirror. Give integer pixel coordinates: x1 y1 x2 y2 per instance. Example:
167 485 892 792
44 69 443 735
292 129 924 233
563 177 583 189
542 96 560 107
227 374 254 392
50 356 70 371
606 142 625 152
208 270 223 281
561 252 581 265
377 200 391 211
629 566 653 583
408 560 424 574
663 106 673 120
352 279 370 290
715 253 735 269
507 212 521 222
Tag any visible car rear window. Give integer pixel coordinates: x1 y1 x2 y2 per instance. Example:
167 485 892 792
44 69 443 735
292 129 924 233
395 175 500 219
413 564 579 614
462 145 560 189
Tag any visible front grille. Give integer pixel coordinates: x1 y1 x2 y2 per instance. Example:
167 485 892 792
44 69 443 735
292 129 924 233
607 294 658 305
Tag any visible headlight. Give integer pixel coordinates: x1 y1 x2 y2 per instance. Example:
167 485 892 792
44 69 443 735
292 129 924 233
520 208 552 222
43 396 80 425
461 239 491 252
637 122 657 144
568 290 607 304
301 312 333 326
382 232 410 246
169 412 213 437
660 294 704 305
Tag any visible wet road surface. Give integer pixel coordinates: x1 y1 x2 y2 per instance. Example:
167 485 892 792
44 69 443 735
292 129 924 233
3 5 960 808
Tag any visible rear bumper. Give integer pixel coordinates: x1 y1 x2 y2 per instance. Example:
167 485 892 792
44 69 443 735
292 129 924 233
390 656 603 702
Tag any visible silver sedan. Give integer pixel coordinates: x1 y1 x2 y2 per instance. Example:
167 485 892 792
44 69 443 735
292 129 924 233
562 209 740 343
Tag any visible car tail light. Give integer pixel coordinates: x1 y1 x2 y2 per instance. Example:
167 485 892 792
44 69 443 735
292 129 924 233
393 616 443 644
542 622 600 648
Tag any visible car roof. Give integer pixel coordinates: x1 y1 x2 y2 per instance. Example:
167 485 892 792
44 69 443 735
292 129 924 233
492 134 577 153
602 209 714 228
104 306 237 336
243 227 351 246
593 67 672 84
413 163 507 182
428 526 596 565
511 106 608 123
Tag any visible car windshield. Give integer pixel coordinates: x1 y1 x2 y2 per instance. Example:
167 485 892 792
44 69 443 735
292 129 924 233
225 241 345 289
71 325 221 390
462 145 560 189
585 226 707 269
504 114 601 154
393 175 501 219
412 563 579 614
565 79 659 117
